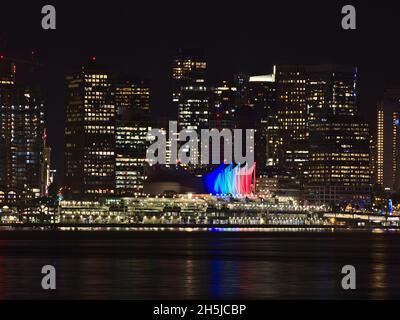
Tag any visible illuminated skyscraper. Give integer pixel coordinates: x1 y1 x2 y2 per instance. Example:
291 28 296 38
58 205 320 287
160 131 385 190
248 72 277 169
274 65 308 184
64 59 115 196
0 58 45 203
307 65 370 205
173 48 208 131
210 74 277 172
306 64 357 120
209 80 237 130
208 81 238 168
115 79 150 115
173 48 209 172
115 79 151 196
308 116 370 205
375 87 400 193
275 65 308 144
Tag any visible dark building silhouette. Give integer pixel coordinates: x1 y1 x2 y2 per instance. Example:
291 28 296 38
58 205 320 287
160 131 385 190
209 80 237 130
247 73 277 169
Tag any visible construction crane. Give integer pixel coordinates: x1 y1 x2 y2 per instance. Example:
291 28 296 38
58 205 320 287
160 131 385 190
0 51 44 84
0 30 42 66
0 52 43 67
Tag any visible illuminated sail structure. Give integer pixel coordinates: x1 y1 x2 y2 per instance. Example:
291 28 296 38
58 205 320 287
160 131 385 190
203 163 256 196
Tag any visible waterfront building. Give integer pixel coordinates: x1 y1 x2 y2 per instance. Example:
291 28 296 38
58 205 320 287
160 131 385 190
115 79 151 196
308 115 370 205
375 87 400 193
0 58 45 203
306 65 370 205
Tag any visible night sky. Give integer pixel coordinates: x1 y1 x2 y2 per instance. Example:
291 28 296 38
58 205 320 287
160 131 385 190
1 0 400 184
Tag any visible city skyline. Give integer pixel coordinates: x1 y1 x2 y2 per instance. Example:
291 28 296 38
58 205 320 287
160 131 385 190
2 1 400 303
2 1 400 184
2 2 400 205
0 55 392 191
0 51 384 204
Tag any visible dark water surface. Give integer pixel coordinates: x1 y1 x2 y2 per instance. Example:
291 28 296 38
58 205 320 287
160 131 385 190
0 230 399 299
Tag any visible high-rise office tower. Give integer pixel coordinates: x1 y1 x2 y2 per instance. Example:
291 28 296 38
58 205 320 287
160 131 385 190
64 59 115 196
248 71 277 170
115 79 151 196
208 81 238 167
173 48 209 172
173 48 208 131
308 116 370 205
307 65 370 205
306 65 357 120
274 65 308 183
0 58 45 203
275 65 308 143
375 87 400 193
209 80 237 130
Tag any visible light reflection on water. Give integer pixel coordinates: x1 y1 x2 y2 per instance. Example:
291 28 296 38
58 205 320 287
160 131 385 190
0 232 399 299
